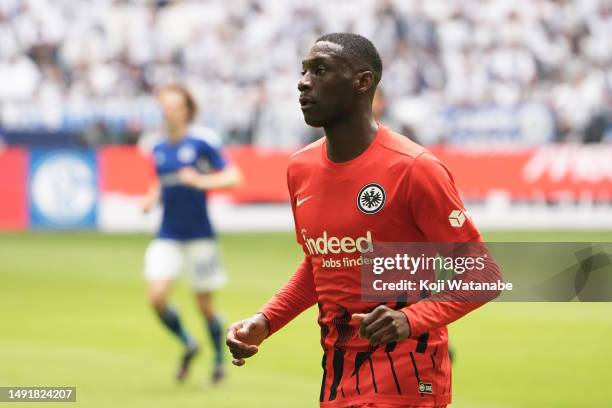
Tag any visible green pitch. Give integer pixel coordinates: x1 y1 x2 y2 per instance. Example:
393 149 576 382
1 231 611 407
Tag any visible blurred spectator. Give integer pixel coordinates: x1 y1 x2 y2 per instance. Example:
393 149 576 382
0 0 611 146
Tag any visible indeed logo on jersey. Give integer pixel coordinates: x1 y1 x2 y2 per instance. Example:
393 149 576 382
301 229 374 255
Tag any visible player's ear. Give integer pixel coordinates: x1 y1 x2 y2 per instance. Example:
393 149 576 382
354 71 374 95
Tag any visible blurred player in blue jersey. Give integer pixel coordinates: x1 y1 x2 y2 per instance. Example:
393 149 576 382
142 83 241 384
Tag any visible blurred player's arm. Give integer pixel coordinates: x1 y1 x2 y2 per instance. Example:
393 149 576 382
178 136 242 190
177 165 242 190
226 256 317 366
141 182 160 213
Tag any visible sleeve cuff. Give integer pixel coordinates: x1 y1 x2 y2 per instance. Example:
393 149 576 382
400 307 419 338
257 310 275 338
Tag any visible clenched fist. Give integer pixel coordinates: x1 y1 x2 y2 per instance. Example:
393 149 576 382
226 313 270 366
352 305 411 346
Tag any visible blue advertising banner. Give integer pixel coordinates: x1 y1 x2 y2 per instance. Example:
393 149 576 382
29 149 98 229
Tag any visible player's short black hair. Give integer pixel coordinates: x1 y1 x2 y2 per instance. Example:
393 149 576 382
316 33 383 86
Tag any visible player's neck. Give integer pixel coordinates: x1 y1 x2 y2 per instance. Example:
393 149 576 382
167 123 187 143
324 113 378 163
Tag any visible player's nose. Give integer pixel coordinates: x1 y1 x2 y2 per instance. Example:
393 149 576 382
297 75 311 92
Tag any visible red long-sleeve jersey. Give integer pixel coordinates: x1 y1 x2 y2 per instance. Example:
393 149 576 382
260 125 498 407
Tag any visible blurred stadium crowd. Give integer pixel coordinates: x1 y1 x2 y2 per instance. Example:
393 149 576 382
0 0 611 147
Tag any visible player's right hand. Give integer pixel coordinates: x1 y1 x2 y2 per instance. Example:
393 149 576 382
226 313 270 366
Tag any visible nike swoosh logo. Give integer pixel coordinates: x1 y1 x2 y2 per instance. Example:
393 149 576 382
296 195 313 207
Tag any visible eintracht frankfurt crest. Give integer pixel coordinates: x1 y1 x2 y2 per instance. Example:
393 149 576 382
357 183 386 214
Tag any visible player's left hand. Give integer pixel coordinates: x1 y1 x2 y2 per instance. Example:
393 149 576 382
177 167 200 187
352 305 411 346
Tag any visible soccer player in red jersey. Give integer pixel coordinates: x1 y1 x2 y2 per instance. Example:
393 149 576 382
227 33 501 407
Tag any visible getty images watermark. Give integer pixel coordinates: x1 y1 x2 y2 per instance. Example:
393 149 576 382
353 242 612 303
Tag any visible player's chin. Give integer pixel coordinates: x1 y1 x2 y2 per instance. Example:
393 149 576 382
301 111 326 128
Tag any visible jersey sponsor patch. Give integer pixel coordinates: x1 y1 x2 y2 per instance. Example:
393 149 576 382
448 209 466 227
159 172 181 186
418 382 433 394
357 183 386 214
